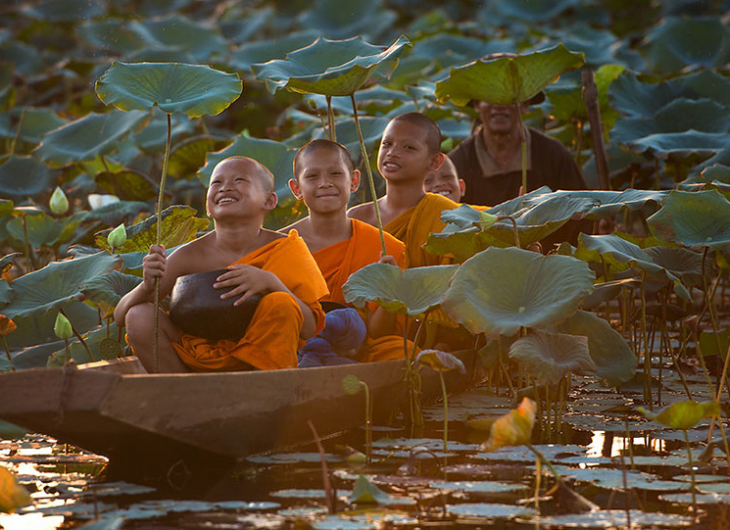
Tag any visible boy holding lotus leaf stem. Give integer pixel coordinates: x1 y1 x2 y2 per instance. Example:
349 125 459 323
347 112 460 268
284 139 411 364
114 156 329 373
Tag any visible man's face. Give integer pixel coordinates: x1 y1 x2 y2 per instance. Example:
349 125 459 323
474 101 522 136
423 158 464 202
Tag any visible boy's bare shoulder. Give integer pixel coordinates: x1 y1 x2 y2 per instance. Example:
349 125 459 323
260 228 287 244
347 202 375 222
280 216 311 236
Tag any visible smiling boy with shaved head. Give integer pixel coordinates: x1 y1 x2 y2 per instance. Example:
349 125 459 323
114 156 328 373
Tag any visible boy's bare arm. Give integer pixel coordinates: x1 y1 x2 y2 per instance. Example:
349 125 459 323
215 265 318 339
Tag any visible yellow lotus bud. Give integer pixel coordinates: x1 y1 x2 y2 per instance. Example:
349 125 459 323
49 186 69 215
54 312 73 340
107 223 127 250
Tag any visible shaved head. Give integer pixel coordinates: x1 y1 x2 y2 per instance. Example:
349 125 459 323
389 112 442 154
212 156 275 193
293 139 355 179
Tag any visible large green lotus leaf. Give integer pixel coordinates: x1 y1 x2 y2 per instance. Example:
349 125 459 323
95 170 158 202
524 189 668 220
95 205 209 254
229 31 320 72
6 212 83 248
297 0 396 41
509 330 595 385
78 19 146 54
490 0 581 21
167 136 230 180
0 279 14 310
434 44 584 107
2 252 122 320
576 233 663 275
0 42 48 77
0 156 60 199
5 301 98 350
638 400 721 430
647 190 730 254
85 200 152 227
218 5 273 45
407 34 514 70
33 111 149 168
0 200 13 218
198 135 296 201
0 108 67 144
251 35 411 97
687 164 730 185
641 16 730 74
442 247 594 337
96 63 242 118
610 71 730 119
627 130 730 160
20 0 106 22
424 229 483 264
612 98 730 146
555 310 637 385
692 145 730 178
80 271 142 308
643 246 704 287
343 263 459 317
128 14 228 61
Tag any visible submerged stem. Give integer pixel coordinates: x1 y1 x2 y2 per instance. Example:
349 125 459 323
438 370 448 452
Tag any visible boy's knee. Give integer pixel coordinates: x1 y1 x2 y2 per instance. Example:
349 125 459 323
125 304 156 342
259 291 301 316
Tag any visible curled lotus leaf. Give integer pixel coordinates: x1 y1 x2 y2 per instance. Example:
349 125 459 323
524 189 668 220
416 349 466 374
435 43 584 106
251 35 411 97
81 271 142 308
96 63 242 118
637 400 721 430
509 330 595 385
343 263 459 317
442 247 594 337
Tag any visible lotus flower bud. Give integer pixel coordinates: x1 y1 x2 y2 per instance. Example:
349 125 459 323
107 223 127 250
479 211 498 231
49 186 69 215
54 312 73 340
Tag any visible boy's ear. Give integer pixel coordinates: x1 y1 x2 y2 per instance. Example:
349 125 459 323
288 178 302 199
429 152 445 171
350 169 361 192
264 191 278 211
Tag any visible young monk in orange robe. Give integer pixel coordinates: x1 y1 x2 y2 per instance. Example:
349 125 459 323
348 112 460 268
284 139 409 362
114 156 328 373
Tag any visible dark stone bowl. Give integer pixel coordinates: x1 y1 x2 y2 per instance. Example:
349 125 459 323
169 269 262 341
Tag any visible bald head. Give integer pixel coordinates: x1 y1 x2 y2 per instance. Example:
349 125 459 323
211 156 275 193
389 112 442 154
423 156 465 202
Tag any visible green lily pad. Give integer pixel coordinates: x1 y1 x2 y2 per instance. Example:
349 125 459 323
536 510 694 528
435 44 584 106
447 503 536 519
648 190 730 254
271 489 351 499
660 492 730 505
6 212 83 248
0 107 67 144
1 252 121 320
33 111 149 168
509 330 595 385
311 516 376 530
430 481 525 493
85 200 152 227
229 31 320 71
20 0 106 21
343 263 459 317
554 310 637 385
78 19 146 55
94 206 209 254
247 453 343 464
251 35 411 97
80 271 143 308
167 136 229 180
0 156 60 199
95 170 158 202
442 247 594 337
637 400 720 430
96 62 242 118
627 130 730 160
129 14 229 61
296 0 396 41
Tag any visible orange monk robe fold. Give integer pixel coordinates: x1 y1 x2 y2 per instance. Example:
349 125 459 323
384 193 460 268
312 219 410 363
173 231 329 372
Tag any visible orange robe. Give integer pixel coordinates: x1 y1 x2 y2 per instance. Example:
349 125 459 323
312 219 409 363
173 231 329 372
384 193 460 268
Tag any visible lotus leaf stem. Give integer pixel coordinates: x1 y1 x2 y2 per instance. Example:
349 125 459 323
307 420 335 514
682 429 697 515
60 308 94 362
351 94 386 255
517 105 527 196
21 216 36 272
525 442 563 485
1 336 15 371
640 272 651 407
623 418 635 470
359 380 372 465
496 216 520 248
9 108 25 157
437 370 448 452
326 96 336 141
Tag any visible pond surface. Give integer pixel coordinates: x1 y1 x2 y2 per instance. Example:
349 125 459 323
0 368 729 530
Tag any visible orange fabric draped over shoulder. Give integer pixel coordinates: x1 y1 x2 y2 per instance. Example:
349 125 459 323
384 193 460 268
173 231 329 372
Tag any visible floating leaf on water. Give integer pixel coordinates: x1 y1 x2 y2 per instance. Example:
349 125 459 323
474 444 585 463
278 506 328 517
247 453 344 464
698 482 730 495
75 517 124 530
429 480 526 493
533 509 694 528
660 492 730 505
312 515 377 530
348 475 412 505
271 489 351 499
446 503 536 519
214 501 280 510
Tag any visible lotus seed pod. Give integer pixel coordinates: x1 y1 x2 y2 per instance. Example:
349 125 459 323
54 312 73 340
108 223 127 250
342 374 362 395
49 186 69 215
479 211 498 231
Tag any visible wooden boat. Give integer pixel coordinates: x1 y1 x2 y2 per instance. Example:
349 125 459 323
0 352 477 475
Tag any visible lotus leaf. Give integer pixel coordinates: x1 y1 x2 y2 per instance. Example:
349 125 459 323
482 397 536 452
348 475 393 505
47 322 125 366
313 116 390 163
509 330 595 385
218 5 272 45
537 510 694 528
435 44 584 107
95 170 158 202
95 206 209 254
128 15 228 61
33 111 149 168
251 35 411 97
167 136 229 180
524 189 668 219
6 212 84 249
647 190 730 254
690 164 730 185
627 130 730 160
78 19 146 54
637 400 720 430
0 156 60 200
3 301 98 350
81 271 142 308
0 42 48 77
296 0 396 41
660 492 730 505
416 349 466 374
229 31 320 72
442 247 594 337
1 252 121 320
85 201 152 227
641 16 730 74
21 0 105 21
0 108 67 145
343 263 459 317
490 0 580 21
643 245 704 286
408 34 513 70
96 63 242 118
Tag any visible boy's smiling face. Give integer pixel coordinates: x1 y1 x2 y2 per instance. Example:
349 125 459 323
207 158 277 220
424 157 465 202
377 120 442 183
289 147 360 215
